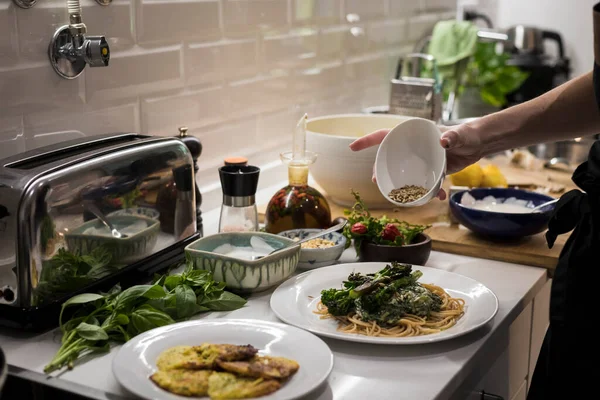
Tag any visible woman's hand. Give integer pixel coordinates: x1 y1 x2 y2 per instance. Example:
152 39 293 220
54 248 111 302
348 122 484 201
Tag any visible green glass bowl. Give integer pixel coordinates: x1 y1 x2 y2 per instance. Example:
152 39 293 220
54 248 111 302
185 232 300 293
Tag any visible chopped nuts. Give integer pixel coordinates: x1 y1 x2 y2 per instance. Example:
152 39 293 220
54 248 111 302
299 238 336 249
388 185 428 203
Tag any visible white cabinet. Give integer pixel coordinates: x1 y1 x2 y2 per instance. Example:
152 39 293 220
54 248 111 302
511 380 527 400
450 275 552 400
528 278 551 391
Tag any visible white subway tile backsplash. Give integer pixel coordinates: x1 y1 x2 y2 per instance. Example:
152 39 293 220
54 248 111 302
424 0 457 11
263 28 318 71
226 74 291 118
318 26 345 61
0 63 84 116
16 1 67 62
292 0 341 26
0 0 453 207
185 41 223 87
194 116 259 170
389 0 424 17
85 45 183 103
408 13 439 42
221 38 259 81
138 0 220 44
141 87 225 134
344 0 386 21
345 24 368 57
24 102 139 141
223 0 288 36
293 62 344 103
84 0 135 52
0 3 17 67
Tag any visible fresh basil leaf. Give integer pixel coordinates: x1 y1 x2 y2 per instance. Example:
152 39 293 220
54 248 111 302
184 270 212 287
175 285 197 319
63 293 105 308
130 305 175 335
164 275 182 291
76 322 109 341
114 284 166 310
198 291 246 311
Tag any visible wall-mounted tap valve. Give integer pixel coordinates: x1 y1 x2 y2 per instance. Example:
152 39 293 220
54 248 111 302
48 1 110 79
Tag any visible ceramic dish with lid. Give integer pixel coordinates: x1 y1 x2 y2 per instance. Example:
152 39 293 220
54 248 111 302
278 228 346 269
375 118 446 207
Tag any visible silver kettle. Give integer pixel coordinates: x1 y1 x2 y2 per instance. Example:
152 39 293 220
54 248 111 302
503 25 565 58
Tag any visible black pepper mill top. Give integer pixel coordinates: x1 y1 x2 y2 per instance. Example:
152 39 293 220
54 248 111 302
176 126 203 236
219 165 260 199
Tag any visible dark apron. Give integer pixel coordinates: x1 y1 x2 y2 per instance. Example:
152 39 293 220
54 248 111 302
527 4 600 399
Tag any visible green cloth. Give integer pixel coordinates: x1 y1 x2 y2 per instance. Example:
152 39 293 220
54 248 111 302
427 20 479 82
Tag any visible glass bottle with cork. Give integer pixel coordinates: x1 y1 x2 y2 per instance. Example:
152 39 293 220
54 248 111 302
264 114 331 234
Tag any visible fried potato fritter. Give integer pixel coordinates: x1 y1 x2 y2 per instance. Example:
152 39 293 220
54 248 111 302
207 372 280 400
218 356 300 380
150 369 212 397
152 343 296 399
156 344 258 371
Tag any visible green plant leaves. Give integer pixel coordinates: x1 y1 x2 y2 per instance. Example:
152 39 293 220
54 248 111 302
76 322 109 341
130 305 175 335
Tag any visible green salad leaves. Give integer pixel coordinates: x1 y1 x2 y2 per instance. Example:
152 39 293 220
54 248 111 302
44 263 246 374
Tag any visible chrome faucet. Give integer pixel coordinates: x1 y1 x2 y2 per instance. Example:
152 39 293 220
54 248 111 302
48 0 110 79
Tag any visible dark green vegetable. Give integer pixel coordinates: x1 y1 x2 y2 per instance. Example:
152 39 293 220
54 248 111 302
44 262 247 374
320 262 442 326
36 247 119 304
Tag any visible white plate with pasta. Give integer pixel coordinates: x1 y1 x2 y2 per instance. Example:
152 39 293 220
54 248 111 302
270 262 499 344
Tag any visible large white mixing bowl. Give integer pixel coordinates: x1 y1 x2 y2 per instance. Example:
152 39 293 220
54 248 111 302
306 113 413 208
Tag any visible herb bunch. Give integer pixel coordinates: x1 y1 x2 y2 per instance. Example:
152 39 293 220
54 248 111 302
44 262 246 374
342 190 430 255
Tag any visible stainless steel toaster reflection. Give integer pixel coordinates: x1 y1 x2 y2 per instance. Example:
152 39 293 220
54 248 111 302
0 133 198 312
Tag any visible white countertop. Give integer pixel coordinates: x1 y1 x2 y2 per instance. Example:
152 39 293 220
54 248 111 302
0 181 549 400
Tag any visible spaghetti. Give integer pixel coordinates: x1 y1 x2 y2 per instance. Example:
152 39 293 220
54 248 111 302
314 283 466 337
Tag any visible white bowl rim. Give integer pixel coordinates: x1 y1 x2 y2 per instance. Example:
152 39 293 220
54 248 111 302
306 113 415 140
374 117 447 207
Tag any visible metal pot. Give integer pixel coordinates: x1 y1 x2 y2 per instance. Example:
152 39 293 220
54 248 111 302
527 137 597 167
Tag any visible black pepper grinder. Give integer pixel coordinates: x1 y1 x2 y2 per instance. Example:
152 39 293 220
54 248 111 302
177 126 203 237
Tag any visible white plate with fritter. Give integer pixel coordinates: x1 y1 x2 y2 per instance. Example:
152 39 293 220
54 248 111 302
112 319 333 400
270 262 499 345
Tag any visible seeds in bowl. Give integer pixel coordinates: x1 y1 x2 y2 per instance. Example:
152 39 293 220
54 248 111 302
388 185 428 204
293 237 336 249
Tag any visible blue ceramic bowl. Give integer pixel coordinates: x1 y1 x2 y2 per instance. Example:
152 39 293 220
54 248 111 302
449 188 556 239
278 228 347 269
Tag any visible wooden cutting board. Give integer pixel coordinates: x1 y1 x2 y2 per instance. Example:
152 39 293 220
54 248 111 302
257 157 577 272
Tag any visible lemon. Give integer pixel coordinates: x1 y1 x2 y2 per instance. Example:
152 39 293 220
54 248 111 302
450 164 484 187
481 164 508 188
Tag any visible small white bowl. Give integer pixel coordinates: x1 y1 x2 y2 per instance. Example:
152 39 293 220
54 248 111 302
375 118 446 207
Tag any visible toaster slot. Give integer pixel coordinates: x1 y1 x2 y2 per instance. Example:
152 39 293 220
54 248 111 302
4 134 147 170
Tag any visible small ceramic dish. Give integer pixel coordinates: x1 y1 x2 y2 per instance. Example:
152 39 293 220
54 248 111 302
107 207 160 220
64 215 160 263
375 118 446 207
278 228 346 269
184 232 300 293
449 188 555 239
357 233 432 265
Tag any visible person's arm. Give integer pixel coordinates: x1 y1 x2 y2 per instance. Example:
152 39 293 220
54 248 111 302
465 70 600 156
